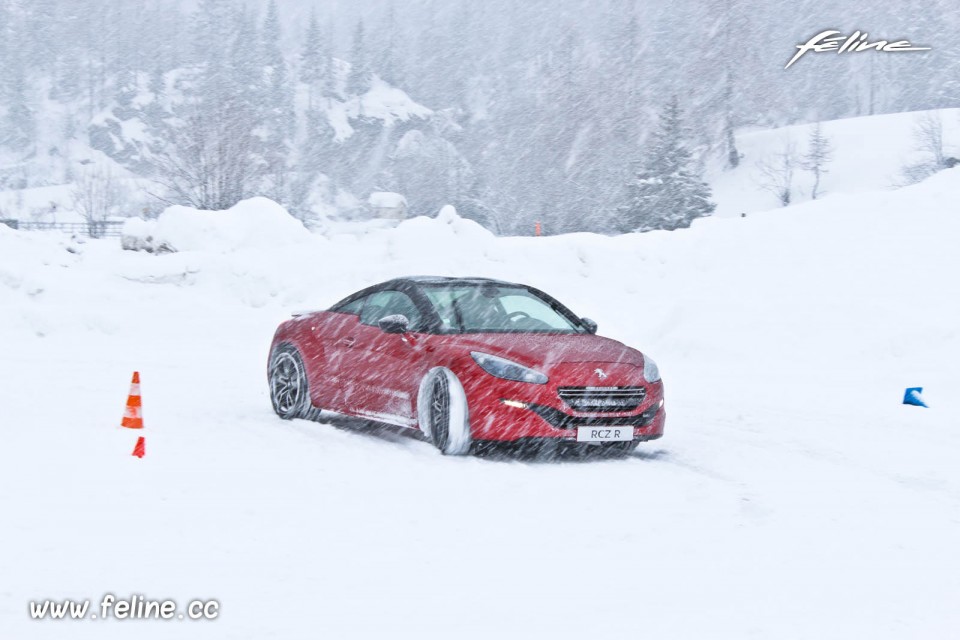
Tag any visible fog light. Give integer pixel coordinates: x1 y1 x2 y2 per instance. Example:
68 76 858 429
501 399 529 409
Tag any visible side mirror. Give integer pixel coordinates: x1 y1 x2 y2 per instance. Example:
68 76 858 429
581 317 598 334
378 314 410 334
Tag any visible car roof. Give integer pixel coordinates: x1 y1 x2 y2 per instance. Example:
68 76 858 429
385 276 519 287
319 276 545 319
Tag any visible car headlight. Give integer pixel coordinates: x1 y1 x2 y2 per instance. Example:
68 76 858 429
470 352 548 384
643 355 660 383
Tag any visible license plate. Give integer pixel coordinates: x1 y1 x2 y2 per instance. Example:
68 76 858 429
576 426 634 442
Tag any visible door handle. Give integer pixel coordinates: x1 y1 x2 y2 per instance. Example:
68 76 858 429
338 337 356 347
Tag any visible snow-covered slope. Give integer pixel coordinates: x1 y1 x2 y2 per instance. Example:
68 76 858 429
0 67 439 224
712 108 960 217
2 170 959 638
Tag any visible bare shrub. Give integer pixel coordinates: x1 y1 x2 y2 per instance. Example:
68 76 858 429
756 140 798 207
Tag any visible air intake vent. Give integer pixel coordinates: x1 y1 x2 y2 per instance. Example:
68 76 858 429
557 386 646 412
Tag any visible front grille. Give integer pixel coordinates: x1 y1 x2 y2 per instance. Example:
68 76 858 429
557 386 646 412
527 403 659 430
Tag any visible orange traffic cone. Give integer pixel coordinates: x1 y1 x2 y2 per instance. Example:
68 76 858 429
131 436 146 458
121 371 143 429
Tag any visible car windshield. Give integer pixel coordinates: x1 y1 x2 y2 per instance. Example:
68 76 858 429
421 284 583 334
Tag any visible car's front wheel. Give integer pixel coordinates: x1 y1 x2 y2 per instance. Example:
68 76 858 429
268 346 310 420
417 367 472 455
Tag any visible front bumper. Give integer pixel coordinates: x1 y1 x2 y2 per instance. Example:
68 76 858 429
463 363 665 442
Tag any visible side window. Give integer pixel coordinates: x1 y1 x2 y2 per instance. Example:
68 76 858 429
429 291 460 332
334 296 366 316
383 291 422 329
359 291 423 330
359 291 392 326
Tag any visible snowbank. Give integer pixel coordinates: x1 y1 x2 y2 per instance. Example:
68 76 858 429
121 197 311 254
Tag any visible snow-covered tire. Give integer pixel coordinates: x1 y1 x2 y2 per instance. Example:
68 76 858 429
268 345 311 420
417 367 472 455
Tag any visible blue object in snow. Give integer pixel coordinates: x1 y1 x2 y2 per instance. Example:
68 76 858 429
903 387 928 408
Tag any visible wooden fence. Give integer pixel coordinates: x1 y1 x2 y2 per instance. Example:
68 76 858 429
0 219 125 238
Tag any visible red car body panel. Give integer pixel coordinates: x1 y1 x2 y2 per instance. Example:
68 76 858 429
269 286 665 443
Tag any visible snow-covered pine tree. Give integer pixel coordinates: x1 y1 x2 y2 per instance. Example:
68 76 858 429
0 1 8 76
0 3 34 153
724 118 739 168
260 0 294 202
147 0 261 210
1 45 35 153
231 6 260 99
148 66 165 99
320 17 338 101
261 0 292 124
374 2 404 88
618 97 715 232
300 8 326 110
292 11 336 224
229 6 263 132
346 20 373 97
801 122 833 200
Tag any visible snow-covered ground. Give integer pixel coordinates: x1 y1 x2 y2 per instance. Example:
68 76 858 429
711 108 960 217
2 165 959 638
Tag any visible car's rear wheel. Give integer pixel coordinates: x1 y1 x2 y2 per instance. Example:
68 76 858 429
269 346 310 420
418 367 471 455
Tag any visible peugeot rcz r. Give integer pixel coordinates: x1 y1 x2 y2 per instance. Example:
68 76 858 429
267 277 664 455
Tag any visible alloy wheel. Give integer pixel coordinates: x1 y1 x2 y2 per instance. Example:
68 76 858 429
271 352 302 416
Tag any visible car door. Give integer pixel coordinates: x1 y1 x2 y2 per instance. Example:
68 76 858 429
308 296 367 413
339 290 428 425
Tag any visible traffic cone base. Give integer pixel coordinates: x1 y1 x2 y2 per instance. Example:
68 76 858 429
131 436 145 458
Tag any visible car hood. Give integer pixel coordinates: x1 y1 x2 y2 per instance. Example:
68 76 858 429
449 332 645 369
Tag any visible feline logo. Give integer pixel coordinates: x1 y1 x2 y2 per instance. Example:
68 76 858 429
594 368 608 380
785 30 930 69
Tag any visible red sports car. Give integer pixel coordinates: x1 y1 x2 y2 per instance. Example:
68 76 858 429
267 277 664 455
